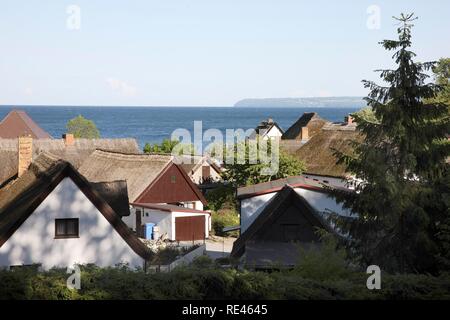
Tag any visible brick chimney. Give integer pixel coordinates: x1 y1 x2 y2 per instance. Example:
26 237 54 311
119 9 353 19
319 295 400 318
63 133 75 146
301 126 309 141
18 136 33 177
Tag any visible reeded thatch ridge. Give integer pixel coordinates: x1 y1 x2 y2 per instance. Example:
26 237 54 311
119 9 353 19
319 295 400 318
79 150 173 202
282 112 329 140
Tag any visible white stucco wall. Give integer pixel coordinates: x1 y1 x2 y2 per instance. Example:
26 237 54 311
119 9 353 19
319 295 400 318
194 201 204 211
263 126 283 140
122 208 136 230
294 188 352 217
0 178 144 269
141 209 173 239
240 192 277 233
128 204 208 241
240 187 353 234
191 168 203 184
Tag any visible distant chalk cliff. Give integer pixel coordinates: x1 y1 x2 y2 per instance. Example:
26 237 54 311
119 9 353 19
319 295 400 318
234 97 365 108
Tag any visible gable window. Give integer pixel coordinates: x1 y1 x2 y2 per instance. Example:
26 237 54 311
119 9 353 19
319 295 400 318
170 175 176 183
55 218 79 239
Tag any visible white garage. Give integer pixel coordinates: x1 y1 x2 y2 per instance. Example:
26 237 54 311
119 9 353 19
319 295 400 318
127 203 211 241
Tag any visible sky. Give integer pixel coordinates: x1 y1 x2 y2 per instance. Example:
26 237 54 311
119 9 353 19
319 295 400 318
0 0 449 106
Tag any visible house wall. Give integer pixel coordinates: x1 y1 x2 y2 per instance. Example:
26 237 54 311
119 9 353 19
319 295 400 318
264 126 283 140
0 178 144 269
255 204 321 242
141 209 173 240
240 192 277 234
191 167 203 184
136 164 204 204
240 187 352 234
294 188 352 217
190 163 221 184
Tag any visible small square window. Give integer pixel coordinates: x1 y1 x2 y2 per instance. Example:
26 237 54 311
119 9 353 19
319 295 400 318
55 218 79 239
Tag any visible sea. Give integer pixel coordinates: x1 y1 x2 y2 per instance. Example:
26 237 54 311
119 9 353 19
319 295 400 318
0 106 362 150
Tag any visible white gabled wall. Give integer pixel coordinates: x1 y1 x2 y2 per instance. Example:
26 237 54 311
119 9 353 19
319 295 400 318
240 192 277 233
264 126 283 140
294 188 352 217
0 178 144 269
240 187 352 234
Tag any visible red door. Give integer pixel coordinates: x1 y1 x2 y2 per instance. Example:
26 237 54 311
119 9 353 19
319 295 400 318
175 216 205 241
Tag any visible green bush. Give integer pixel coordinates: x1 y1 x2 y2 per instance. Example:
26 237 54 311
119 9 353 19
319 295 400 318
205 184 236 212
1 263 450 300
211 210 240 237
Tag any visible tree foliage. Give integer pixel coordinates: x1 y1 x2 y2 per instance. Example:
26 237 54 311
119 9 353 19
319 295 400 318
66 115 100 139
331 14 450 273
222 139 306 187
143 138 195 155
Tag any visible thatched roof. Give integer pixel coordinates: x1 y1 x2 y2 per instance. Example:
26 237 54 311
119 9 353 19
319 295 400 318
282 112 329 140
177 155 204 175
0 153 152 259
0 138 140 187
91 181 130 217
295 128 362 178
0 109 52 139
176 154 222 178
79 150 173 202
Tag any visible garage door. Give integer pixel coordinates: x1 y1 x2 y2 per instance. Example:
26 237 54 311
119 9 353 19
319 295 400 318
175 216 205 241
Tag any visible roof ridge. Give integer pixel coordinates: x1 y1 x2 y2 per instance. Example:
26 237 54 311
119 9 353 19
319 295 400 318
92 149 172 161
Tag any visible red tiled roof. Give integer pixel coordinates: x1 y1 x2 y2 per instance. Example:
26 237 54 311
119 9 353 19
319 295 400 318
0 109 52 139
131 202 210 215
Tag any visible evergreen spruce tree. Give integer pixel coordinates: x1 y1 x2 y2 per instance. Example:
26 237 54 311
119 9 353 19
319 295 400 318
332 14 450 273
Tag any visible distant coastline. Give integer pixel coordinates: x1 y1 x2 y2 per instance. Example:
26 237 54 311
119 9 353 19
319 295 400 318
234 96 365 108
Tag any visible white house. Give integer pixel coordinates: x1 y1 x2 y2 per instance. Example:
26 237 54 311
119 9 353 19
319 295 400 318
127 203 211 242
0 153 152 270
78 150 211 241
231 175 353 268
178 155 222 184
248 118 284 140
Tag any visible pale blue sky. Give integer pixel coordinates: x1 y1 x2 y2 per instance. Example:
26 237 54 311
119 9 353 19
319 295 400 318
0 0 449 106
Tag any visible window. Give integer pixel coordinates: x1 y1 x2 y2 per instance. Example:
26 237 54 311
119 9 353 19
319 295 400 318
55 218 79 239
183 202 194 209
170 175 176 183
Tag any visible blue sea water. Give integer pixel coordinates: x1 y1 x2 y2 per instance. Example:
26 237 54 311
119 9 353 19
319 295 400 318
0 106 361 150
